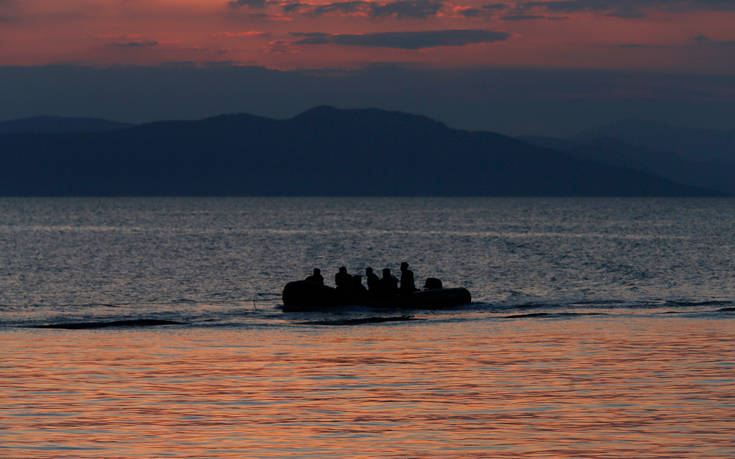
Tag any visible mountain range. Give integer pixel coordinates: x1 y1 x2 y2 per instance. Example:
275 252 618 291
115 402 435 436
577 120 735 163
0 108 725 196
522 120 735 194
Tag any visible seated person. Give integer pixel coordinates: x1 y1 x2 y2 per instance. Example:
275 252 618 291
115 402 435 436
365 267 380 294
351 274 368 296
335 266 352 291
304 268 324 286
379 268 399 296
399 262 417 295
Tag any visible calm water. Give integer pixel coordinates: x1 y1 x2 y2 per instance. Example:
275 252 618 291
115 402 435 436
1 197 734 457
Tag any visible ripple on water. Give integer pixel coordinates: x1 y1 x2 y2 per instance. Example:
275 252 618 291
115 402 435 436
1 317 733 457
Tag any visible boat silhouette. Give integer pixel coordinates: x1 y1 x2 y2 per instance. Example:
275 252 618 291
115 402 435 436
281 280 471 312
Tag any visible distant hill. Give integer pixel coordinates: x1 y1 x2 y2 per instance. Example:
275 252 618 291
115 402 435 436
577 119 735 163
523 120 735 194
0 106 719 196
0 116 133 134
523 136 735 194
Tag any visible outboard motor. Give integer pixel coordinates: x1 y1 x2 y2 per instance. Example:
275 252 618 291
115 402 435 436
423 278 443 290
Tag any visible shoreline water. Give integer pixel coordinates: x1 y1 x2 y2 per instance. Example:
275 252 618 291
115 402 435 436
1 197 734 456
2 316 733 457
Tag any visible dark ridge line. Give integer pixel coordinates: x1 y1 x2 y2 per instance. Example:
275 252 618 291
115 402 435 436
298 316 416 326
32 319 185 329
717 307 735 312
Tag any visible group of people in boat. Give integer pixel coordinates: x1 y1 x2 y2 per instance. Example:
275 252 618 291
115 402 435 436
304 262 442 299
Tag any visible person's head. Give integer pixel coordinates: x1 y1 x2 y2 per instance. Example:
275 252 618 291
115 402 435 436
400 262 409 271
313 268 321 275
382 268 391 276
366 267 373 274
339 266 347 273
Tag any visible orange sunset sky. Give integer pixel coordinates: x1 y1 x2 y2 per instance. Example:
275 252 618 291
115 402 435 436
2 0 735 134
1 0 735 72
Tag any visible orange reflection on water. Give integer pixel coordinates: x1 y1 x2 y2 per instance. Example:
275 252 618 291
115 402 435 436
1 317 734 457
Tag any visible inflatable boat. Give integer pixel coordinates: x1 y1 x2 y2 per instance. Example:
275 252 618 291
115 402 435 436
281 280 471 312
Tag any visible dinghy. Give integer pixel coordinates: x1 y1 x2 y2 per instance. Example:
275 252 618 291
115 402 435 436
281 280 471 312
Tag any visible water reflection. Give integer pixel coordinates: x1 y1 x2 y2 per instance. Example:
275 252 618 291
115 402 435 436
1 317 733 457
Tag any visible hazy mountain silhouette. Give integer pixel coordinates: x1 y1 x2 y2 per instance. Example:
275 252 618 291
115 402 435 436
523 126 735 194
577 119 735 163
0 107 720 196
0 116 133 134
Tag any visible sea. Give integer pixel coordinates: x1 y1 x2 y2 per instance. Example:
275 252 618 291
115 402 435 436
1 197 734 457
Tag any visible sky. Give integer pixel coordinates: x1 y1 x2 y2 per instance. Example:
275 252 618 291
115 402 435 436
1 0 734 134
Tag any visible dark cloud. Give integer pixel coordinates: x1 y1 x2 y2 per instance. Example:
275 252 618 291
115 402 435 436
691 34 735 46
458 8 484 17
515 0 735 18
300 0 445 19
228 0 267 9
107 41 159 48
265 39 299 54
666 0 735 12
614 36 735 49
370 0 443 18
311 1 368 15
450 3 506 18
291 32 330 45
281 1 306 12
454 2 507 17
514 1 639 18
501 14 545 20
292 29 511 49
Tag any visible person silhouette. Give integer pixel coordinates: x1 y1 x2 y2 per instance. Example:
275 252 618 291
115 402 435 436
365 267 380 294
399 262 417 295
305 268 324 286
380 268 399 296
335 266 352 291
351 274 368 296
